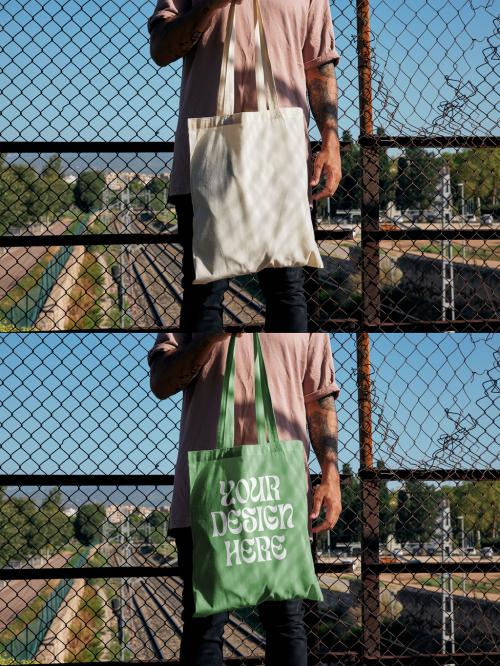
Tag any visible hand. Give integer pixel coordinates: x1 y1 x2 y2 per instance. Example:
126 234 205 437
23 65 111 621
309 481 342 534
310 141 342 201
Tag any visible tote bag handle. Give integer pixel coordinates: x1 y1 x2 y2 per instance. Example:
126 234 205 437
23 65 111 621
216 333 279 450
216 0 281 117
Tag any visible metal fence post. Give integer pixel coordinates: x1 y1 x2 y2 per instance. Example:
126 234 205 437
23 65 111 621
357 0 380 326
357 331 381 662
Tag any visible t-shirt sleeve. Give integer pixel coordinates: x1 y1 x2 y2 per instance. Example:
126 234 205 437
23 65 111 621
302 333 340 403
147 332 186 367
302 0 341 70
147 0 191 34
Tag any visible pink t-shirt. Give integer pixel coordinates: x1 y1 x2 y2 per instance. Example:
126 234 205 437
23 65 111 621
147 0 341 205
147 333 340 530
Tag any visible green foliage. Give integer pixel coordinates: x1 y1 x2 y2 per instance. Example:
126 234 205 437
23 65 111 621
74 170 105 213
0 153 74 235
443 480 499 540
0 489 73 567
330 462 362 543
73 504 106 546
394 479 441 544
445 147 499 211
395 147 441 212
147 509 169 528
147 175 170 210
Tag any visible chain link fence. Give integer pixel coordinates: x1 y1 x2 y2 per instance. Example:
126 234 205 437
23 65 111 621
0 332 499 664
0 0 499 664
0 0 498 332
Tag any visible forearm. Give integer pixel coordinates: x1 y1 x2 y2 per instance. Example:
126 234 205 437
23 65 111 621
150 334 225 399
305 62 339 149
149 2 219 67
306 394 340 484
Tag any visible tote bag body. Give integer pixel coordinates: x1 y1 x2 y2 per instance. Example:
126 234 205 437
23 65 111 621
188 0 323 284
188 334 322 617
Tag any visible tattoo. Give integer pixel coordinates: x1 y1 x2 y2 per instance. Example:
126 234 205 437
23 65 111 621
305 62 339 137
306 393 339 469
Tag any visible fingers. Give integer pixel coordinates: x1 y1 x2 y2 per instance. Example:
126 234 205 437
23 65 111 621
312 167 341 200
309 484 326 520
310 485 342 533
309 152 325 188
310 151 342 201
312 518 331 534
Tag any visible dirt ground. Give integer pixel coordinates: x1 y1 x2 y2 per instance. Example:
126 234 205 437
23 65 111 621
0 552 68 631
0 219 72 300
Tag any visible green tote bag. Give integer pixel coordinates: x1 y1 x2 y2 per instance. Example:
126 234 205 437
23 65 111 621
187 333 323 617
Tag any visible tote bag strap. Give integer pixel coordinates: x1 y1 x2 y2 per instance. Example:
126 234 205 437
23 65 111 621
216 334 279 450
253 333 279 445
216 0 280 117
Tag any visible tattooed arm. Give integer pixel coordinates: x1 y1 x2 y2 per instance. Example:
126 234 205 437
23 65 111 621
305 393 342 533
149 0 243 67
305 62 342 201
149 333 230 399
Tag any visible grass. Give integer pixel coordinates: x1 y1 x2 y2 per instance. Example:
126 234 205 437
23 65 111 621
0 584 56 648
0 248 59 319
65 584 107 663
418 575 500 595
65 250 106 329
419 242 500 261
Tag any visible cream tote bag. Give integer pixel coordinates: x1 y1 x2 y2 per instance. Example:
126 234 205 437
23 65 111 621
187 0 323 284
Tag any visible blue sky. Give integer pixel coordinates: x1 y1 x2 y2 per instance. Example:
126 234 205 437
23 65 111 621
1 0 497 143
0 333 497 491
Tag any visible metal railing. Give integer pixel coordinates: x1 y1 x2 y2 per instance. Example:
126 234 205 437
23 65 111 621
0 0 498 663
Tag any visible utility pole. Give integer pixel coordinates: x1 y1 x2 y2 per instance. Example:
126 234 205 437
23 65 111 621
457 515 466 593
436 499 455 655
457 182 466 260
439 166 455 321
119 183 132 328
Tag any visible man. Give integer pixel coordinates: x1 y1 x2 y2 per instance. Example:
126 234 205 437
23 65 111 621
147 332 342 665
147 1 342 332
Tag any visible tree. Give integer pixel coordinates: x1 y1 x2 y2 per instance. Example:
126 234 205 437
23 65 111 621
147 509 169 542
377 459 396 543
74 503 106 546
333 129 361 212
446 147 499 214
38 155 74 222
376 126 396 212
147 176 169 210
394 480 440 544
74 170 106 213
443 480 499 541
37 488 73 552
331 462 362 543
395 147 440 213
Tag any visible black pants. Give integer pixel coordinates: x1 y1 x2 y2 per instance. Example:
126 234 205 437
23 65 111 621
174 527 308 666
174 194 309 332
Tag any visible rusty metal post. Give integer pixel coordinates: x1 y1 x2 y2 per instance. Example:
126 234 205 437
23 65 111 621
357 0 380 326
357 331 381 661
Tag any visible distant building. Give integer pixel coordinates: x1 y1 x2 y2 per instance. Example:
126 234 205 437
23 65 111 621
105 503 170 523
106 503 136 523
105 171 171 191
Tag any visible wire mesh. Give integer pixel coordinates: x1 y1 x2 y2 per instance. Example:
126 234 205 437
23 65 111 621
0 332 499 665
0 0 498 332
0 0 499 663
